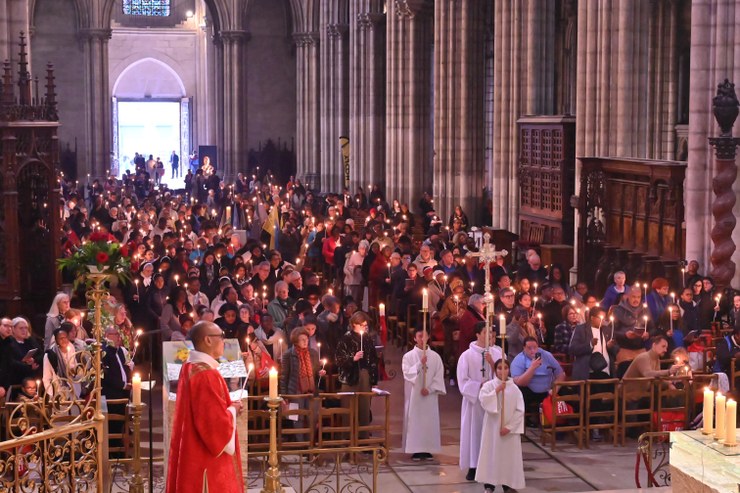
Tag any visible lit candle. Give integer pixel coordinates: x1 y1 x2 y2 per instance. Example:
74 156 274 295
317 342 322 359
387 262 391 278
670 292 676 305
533 282 538 293
681 268 685 285
360 329 364 353
668 306 673 332
643 315 648 332
268 367 278 399
642 283 648 299
703 387 715 435
422 288 428 311
379 303 385 317
725 399 737 446
321 358 327 371
715 393 726 441
499 314 506 338
132 373 142 406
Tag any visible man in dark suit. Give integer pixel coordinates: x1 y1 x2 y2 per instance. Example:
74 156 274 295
102 326 132 455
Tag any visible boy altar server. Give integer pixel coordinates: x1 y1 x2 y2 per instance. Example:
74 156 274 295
457 321 502 481
402 327 447 460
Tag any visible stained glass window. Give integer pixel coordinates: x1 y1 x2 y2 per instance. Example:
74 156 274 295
122 0 171 16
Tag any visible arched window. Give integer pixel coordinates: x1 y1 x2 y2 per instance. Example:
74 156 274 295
122 0 171 16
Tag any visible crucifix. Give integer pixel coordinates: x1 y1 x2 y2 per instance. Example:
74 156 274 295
467 232 508 379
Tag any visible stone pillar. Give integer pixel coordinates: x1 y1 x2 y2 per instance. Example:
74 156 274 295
220 30 249 180
685 0 740 285
385 0 433 211
80 28 112 179
319 3 349 193
349 1 385 192
0 0 30 66
433 0 486 224
491 1 556 232
294 31 321 190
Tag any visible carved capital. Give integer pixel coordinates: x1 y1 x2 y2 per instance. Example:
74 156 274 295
326 23 348 40
395 0 429 18
220 30 251 44
356 12 385 31
293 31 319 47
78 28 112 42
708 137 740 160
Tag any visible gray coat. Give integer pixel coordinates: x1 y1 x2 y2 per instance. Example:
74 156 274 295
280 346 321 395
568 322 617 381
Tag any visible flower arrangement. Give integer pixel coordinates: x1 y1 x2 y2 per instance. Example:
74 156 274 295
57 231 132 287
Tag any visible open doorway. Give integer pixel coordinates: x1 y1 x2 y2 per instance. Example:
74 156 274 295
117 100 183 188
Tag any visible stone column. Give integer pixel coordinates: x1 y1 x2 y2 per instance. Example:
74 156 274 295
385 0 433 211
220 30 249 180
294 31 321 190
349 1 385 192
685 0 740 285
80 28 112 179
319 3 349 194
491 1 556 232
433 0 486 224
0 0 30 66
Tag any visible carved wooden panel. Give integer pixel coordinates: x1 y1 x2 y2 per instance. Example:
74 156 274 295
518 116 576 245
577 158 686 284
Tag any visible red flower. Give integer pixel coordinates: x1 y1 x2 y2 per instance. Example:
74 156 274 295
120 244 130 257
95 252 109 264
89 232 107 242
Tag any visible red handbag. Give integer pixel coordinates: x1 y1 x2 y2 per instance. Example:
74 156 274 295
540 394 574 426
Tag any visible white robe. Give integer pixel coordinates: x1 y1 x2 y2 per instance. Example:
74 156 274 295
456 341 503 471
475 377 525 489
402 346 447 453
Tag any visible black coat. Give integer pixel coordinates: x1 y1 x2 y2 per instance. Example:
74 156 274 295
335 330 378 387
102 345 131 400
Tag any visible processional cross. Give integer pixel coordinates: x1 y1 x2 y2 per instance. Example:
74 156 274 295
466 233 508 379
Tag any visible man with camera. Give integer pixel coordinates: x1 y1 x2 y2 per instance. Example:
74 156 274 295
510 336 565 419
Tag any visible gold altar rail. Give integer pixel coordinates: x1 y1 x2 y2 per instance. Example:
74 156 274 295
246 445 387 493
0 419 103 491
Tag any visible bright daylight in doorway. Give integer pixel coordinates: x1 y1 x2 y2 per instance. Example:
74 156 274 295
117 100 183 189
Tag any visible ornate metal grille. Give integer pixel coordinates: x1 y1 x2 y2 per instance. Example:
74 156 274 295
122 0 171 16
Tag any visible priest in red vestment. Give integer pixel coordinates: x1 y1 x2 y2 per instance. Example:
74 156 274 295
166 321 244 493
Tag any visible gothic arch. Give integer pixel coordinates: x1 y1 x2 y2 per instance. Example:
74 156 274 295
101 0 226 32
31 0 89 32
111 56 188 98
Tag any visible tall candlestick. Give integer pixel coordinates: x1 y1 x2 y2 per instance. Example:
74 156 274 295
132 373 141 406
703 387 715 434
422 288 429 311
725 399 737 446
268 367 278 399
715 393 726 440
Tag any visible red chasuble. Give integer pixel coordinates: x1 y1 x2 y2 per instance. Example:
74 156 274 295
166 359 244 493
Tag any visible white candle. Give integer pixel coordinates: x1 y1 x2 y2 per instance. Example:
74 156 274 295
725 399 737 446
360 329 364 353
387 262 391 277
703 387 715 434
422 288 428 311
715 393 726 440
499 315 506 337
317 342 321 359
268 367 278 399
379 303 385 317
643 315 648 332
668 306 673 332
132 373 141 406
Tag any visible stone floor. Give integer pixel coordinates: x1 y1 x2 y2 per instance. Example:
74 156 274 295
111 343 670 492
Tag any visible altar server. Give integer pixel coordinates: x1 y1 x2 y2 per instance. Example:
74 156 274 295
402 327 447 460
457 321 502 481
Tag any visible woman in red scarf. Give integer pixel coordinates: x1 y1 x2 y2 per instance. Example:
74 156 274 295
279 326 325 443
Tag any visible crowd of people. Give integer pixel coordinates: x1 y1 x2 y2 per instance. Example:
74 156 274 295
0 163 738 493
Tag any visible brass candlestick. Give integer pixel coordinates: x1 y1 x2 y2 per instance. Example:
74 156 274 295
128 402 146 493
262 396 284 493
